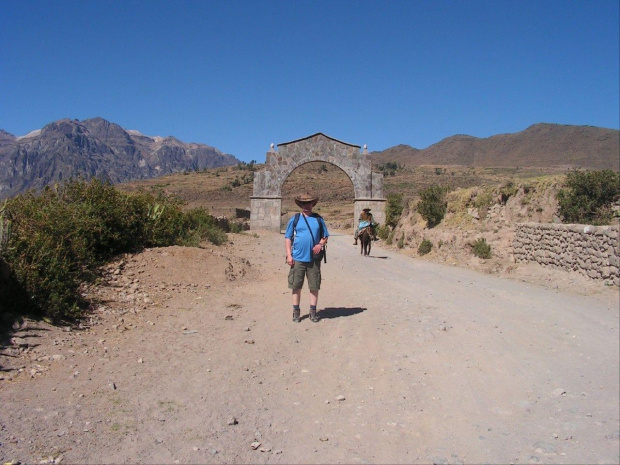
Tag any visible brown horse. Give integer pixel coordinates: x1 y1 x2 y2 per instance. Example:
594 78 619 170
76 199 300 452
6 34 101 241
359 227 372 256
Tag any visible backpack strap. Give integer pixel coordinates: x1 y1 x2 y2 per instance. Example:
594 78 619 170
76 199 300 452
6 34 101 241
315 213 324 240
301 214 318 246
293 212 324 240
292 212 301 233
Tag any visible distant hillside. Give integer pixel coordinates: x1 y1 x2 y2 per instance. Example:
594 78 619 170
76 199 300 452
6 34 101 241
372 123 619 171
0 117 239 200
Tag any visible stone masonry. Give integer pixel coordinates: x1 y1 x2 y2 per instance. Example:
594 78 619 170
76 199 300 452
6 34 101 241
251 133 385 232
513 223 619 286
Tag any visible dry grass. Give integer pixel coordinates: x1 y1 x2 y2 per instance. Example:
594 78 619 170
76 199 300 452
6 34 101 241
116 162 567 230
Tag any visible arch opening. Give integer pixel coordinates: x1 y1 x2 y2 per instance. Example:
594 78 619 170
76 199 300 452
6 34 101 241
280 161 355 231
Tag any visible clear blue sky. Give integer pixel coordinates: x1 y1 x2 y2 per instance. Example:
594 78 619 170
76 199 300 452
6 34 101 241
2 0 618 162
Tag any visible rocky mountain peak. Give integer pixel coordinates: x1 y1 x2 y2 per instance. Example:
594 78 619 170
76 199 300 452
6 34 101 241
0 129 16 145
0 117 240 200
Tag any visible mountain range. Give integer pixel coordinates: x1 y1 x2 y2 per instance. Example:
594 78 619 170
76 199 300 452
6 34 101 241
372 123 619 171
0 117 239 200
1 119 618 201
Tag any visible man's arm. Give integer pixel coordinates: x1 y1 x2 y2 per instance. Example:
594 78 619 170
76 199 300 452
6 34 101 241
319 218 329 245
285 237 294 266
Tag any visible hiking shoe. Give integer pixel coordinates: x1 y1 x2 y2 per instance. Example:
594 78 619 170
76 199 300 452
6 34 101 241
309 308 319 323
292 309 301 323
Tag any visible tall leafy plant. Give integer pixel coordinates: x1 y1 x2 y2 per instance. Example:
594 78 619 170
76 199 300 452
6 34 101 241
557 170 620 225
385 194 404 228
417 184 448 228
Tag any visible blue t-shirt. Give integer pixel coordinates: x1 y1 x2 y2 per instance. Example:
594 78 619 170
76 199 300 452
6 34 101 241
285 213 329 263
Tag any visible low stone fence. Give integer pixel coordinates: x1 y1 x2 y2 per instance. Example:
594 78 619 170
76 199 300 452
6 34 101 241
513 223 619 286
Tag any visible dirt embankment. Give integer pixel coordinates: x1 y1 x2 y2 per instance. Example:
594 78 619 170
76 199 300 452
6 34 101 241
387 177 565 277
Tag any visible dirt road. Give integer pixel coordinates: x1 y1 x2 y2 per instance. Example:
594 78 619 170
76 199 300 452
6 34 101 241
1 231 618 464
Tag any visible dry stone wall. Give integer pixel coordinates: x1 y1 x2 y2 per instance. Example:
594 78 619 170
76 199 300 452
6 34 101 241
514 223 619 286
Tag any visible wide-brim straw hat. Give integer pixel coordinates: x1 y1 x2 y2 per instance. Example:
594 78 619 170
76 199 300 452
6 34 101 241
295 193 319 208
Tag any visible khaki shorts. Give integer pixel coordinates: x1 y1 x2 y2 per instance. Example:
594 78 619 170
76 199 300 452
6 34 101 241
288 259 322 291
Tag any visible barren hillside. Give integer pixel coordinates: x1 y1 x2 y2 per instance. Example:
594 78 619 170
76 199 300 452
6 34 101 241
116 162 570 230
372 123 619 170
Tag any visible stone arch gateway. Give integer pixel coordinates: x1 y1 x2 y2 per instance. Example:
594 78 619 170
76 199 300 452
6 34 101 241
250 133 386 232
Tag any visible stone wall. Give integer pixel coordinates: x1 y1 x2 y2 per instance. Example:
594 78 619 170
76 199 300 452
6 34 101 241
513 223 619 286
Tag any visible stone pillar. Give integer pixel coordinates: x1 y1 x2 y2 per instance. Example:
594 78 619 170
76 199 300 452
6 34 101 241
371 172 384 199
250 196 282 232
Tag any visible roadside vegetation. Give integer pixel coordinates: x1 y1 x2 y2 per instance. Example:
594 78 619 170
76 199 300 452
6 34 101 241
471 238 492 259
418 238 433 256
417 184 448 228
385 193 404 228
0 179 228 324
377 169 618 270
557 169 620 225
401 170 619 231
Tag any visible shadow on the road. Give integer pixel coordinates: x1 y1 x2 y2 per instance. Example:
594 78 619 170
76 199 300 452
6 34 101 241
365 255 389 259
0 321 49 371
317 307 366 320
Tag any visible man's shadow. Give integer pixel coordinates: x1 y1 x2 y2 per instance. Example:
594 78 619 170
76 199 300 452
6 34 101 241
316 307 366 320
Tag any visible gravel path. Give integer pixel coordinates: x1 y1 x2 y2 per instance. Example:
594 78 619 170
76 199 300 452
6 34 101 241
1 231 618 464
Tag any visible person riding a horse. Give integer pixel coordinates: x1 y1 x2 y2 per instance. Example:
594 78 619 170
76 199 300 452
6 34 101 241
354 208 378 245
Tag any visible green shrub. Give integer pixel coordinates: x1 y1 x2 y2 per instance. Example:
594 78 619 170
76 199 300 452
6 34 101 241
499 180 518 204
473 190 494 219
385 194 404 228
418 239 433 255
397 233 405 249
471 238 492 259
557 170 620 225
377 162 401 177
229 221 244 234
0 179 227 323
0 201 12 249
376 224 390 240
179 207 227 247
417 184 448 228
